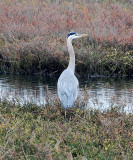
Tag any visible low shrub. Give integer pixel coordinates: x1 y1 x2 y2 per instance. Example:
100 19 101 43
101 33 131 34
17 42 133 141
0 99 132 159
0 0 132 75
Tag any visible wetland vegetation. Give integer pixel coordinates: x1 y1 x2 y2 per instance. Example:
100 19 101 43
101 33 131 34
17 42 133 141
0 75 132 159
0 99 133 159
0 0 133 159
0 0 133 76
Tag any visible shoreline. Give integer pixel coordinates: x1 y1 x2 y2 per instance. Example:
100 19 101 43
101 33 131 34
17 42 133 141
0 47 133 77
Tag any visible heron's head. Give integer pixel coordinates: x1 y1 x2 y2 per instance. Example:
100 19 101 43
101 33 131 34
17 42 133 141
67 32 88 40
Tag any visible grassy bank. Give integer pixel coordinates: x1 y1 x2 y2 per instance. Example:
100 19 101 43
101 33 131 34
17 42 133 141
0 0 133 76
0 40 133 77
0 99 132 159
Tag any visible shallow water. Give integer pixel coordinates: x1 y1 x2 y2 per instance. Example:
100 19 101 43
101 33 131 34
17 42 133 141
0 74 133 113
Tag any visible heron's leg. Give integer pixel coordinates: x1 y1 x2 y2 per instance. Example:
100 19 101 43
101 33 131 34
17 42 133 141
65 109 66 120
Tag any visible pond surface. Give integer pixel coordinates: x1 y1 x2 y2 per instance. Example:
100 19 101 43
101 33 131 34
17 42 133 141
0 74 133 113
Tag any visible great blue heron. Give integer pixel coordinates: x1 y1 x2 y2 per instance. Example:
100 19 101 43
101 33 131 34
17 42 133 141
57 32 88 110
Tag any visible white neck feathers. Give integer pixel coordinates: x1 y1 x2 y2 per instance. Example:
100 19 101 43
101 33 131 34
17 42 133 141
67 37 75 73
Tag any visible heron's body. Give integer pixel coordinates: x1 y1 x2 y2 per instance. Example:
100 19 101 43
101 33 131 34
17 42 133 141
57 32 88 109
57 67 79 108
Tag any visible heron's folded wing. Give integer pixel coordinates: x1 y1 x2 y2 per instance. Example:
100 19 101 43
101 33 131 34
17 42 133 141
58 74 79 108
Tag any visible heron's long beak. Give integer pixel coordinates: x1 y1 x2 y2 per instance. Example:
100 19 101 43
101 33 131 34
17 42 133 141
76 34 88 38
81 34 88 37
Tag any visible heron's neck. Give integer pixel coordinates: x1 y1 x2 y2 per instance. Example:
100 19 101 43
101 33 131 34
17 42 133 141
67 38 75 73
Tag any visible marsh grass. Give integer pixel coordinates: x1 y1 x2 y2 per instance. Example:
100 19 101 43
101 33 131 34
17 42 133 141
0 97 132 160
0 0 133 76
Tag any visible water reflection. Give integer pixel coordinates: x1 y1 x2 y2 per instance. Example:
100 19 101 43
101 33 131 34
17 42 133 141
80 78 133 113
0 74 132 113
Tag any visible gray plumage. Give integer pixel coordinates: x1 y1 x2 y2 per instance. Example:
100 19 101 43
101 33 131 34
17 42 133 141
57 68 79 108
57 32 88 109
